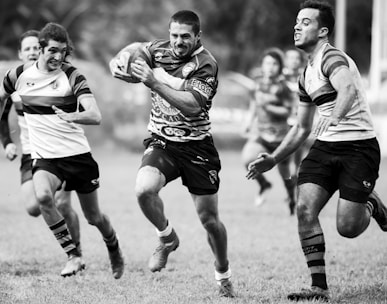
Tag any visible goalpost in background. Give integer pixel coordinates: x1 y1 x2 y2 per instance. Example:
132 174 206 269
369 0 387 99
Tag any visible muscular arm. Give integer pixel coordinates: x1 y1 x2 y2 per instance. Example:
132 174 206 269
329 67 356 121
52 95 102 125
271 102 315 163
246 102 315 178
0 86 10 120
0 98 13 148
313 67 356 136
131 59 202 116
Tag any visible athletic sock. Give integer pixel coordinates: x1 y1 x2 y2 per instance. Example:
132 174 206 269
49 219 79 257
300 229 328 290
284 176 296 197
366 200 375 217
156 221 177 246
104 230 119 252
215 267 232 284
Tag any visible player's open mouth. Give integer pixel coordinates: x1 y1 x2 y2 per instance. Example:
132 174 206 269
294 33 301 41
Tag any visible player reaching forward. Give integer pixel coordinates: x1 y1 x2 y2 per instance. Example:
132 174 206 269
247 0 387 301
0 23 124 278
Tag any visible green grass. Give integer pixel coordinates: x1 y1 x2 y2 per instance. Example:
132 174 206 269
1 147 387 304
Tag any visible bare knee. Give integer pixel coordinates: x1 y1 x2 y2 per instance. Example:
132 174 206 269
198 211 219 232
84 212 105 227
135 166 164 204
26 204 41 217
35 191 55 209
337 218 360 238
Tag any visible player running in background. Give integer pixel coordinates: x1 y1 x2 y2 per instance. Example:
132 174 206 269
283 48 313 173
247 0 387 301
242 48 296 214
0 30 84 263
0 23 124 279
110 10 235 297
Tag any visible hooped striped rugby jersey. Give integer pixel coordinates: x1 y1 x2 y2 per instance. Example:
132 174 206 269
2 61 92 159
145 39 218 142
298 43 375 142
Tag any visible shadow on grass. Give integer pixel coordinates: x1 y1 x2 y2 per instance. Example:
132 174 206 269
334 283 387 303
2 260 43 277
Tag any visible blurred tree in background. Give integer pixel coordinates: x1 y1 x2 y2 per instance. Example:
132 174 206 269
0 0 372 73
0 0 374 150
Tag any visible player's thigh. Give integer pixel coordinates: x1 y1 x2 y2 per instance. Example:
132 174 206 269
55 189 72 207
77 189 102 219
241 140 267 164
136 148 177 194
192 193 219 220
297 183 331 217
336 198 368 230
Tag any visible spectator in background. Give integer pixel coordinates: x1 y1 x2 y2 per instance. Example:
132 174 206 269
242 47 297 215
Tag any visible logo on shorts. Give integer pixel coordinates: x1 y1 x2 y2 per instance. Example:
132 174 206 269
208 170 218 184
91 178 99 186
363 180 372 189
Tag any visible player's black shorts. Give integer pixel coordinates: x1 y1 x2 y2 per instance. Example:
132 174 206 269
20 153 33 184
32 152 100 194
298 138 380 203
140 134 221 195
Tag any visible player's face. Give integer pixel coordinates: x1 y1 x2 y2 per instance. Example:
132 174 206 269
18 36 40 63
285 50 302 71
40 40 67 72
294 8 321 51
261 55 281 78
169 22 200 58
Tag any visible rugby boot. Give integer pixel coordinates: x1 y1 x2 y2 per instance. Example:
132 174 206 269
108 247 125 279
368 190 387 231
61 254 85 277
287 286 330 302
148 230 179 272
218 279 236 298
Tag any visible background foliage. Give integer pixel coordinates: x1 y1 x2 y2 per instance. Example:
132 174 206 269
0 0 372 73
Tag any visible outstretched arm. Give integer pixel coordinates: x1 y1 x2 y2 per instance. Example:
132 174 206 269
246 102 315 179
52 95 102 125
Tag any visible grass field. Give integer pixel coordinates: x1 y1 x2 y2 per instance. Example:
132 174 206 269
1 146 387 304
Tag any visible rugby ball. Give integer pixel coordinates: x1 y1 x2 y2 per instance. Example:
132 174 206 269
117 42 152 83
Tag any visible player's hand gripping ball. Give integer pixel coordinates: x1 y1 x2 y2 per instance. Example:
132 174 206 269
117 42 152 83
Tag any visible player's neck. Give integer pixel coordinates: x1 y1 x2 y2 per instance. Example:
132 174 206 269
307 39 329 63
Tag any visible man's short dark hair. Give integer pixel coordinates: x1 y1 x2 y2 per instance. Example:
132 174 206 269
19 30 39 50
301 0 335 36
170 10 200 35
262 47 285 73
38 22 74 56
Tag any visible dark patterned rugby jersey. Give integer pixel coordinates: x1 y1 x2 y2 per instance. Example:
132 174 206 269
145 39 218 142
298 43 375 141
